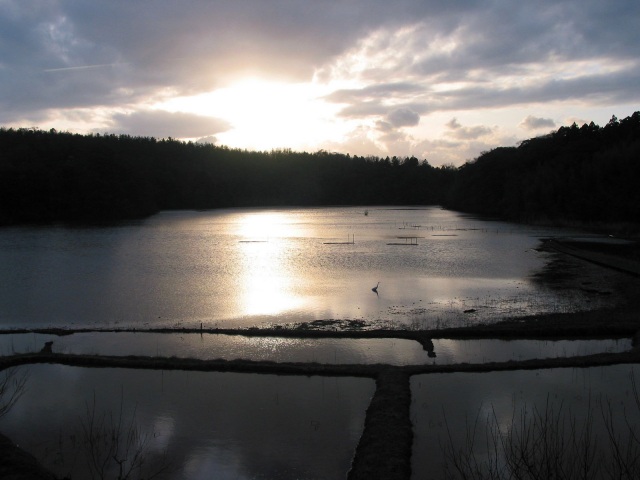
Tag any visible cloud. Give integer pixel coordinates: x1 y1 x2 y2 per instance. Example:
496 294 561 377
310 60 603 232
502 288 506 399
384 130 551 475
317 2 640 128
322 125 388 158
105 110 231 138
1 1 640 165
0 1 446 117
386 107 420 127
445 118 493 140
324 82 425 104
196 135 219 145
520 115 556 130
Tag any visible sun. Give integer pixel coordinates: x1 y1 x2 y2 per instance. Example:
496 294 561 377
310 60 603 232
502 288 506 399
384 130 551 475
158 78 345 151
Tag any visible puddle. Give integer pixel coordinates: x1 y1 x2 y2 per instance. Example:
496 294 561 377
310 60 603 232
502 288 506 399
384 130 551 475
429 337 631 364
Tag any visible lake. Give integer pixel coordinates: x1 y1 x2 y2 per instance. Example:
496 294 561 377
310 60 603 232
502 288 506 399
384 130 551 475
0 206 623 331
0 206 635 478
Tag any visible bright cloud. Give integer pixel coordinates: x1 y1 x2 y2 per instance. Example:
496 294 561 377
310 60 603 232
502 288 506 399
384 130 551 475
1 0 639 166
107 110 231 138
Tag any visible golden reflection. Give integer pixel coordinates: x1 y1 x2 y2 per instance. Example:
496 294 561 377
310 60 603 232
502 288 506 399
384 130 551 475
235 212 304 317
235 211 300 240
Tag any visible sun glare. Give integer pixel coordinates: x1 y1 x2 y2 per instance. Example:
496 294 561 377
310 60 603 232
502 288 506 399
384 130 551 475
234 211 302 240
234 211 305 317
159 78 345 151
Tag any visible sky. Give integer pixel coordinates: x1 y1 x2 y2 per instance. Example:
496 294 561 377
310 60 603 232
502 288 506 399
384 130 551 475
1 1 639 167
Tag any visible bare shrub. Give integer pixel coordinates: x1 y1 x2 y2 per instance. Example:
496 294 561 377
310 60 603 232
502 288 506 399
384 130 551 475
79 394 171 480
599 373 640 479
0 367 29 419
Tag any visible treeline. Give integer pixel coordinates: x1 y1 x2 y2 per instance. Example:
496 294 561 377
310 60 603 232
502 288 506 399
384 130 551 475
446 112 640 225
1 111 638 227
0 129 453 224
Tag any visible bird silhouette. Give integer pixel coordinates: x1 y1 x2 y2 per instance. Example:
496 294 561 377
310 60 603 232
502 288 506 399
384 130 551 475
372 281 380 295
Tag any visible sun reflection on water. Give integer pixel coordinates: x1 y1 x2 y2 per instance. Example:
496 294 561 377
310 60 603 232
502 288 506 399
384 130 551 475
234 211 303 240
235 212 305 317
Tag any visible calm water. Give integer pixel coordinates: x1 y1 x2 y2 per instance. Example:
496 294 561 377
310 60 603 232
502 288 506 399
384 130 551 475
411 365 640 479
0 208 633 478
0 332 631 365
1 365 374 479
0 207 621 331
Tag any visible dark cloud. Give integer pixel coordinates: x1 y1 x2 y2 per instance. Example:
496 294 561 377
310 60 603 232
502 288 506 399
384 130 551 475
319 1 640 125
411 2 640 77
325 82 425 103
387 107 420 127
105 110 231 138
520 115 556 130
0 1 459 117
375 120 394 133
436 65 640 112
338 101 426 129
3 1 634 110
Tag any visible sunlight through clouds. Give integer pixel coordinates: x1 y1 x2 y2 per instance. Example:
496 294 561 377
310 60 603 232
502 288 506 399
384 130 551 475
2 1 639 165
158 79 347 151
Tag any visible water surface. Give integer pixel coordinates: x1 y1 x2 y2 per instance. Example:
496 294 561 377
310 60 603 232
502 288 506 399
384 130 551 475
0 207 622 330
0 332 630 365
429 337 631 364
411 365 640 479
1 365 374 479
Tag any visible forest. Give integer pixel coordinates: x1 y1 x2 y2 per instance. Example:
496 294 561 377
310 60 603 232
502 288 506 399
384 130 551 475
446 112 640 226
0 111 638 228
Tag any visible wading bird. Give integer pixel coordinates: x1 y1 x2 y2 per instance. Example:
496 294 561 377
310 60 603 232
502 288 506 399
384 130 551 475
372 282 380 294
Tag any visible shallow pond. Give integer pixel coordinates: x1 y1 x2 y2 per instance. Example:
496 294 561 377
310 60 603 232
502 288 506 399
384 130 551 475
0 365 374 479
0 333 630 365
411 365 640 479
429 337 631 364
0 207 624 331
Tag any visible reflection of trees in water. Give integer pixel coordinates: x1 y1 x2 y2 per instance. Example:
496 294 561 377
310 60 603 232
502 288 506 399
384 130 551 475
441 370 640 479
0 367 28 419
55 394 171 480
0 367 169 480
